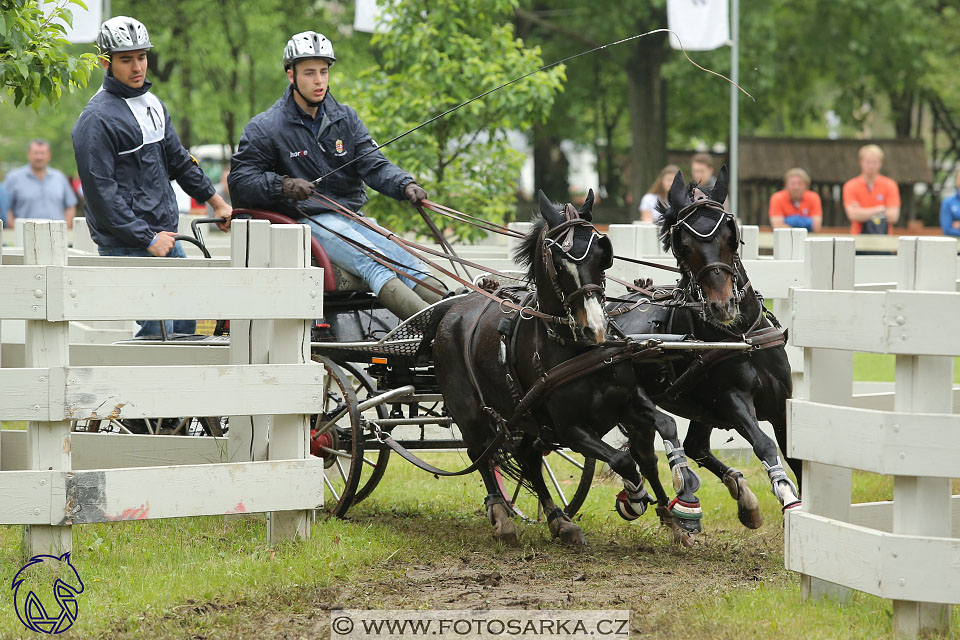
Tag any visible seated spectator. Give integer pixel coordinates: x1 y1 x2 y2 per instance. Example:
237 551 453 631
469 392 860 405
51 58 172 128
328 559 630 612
842 144 899 235
768 168 822 232
638 164 679 223
940 170 960 238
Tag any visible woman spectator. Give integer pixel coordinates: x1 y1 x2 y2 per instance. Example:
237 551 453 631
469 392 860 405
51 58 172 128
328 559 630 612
638 164 680 223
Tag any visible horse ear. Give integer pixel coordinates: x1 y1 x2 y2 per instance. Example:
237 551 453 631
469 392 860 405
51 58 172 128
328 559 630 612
538 189 564 227
668 170 687 207
712 164 729 204
578 189 595 221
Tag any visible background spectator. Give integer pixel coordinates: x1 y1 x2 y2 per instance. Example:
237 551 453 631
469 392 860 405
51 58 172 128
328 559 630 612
842 144 899 235
3 139 77 229
638 164 679 223
768 167 822 232
691 153 715 190
0 157 9 230
940 169 960 237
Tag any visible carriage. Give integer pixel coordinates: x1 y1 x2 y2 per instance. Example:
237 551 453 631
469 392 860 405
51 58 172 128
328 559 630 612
73 167 798 544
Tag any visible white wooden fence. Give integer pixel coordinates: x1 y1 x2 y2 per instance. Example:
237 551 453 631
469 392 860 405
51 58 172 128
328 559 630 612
0 219 325 557
785 236 960 638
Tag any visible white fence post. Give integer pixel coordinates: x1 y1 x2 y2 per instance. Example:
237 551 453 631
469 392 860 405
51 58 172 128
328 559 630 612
228 220 272 463
266 224 315 542
773 228 806 390
739 224 760 260
22 221 72 556
891 237 955 636
794 237 854 602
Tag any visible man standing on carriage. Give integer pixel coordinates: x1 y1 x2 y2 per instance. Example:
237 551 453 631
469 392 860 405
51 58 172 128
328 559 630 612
229 31 443 320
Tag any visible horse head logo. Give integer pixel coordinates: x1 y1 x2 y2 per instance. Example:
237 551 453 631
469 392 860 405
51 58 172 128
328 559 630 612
11 552 84 634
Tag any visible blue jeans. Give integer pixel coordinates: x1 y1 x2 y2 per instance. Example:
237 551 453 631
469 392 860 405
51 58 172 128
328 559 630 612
299 213 432 295
97 241 197 337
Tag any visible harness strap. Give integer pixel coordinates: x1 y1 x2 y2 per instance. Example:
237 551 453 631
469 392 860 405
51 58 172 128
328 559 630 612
505 343 664 428
301 193 594 325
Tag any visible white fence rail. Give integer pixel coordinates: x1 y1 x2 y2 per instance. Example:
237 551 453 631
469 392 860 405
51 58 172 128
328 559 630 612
0 220 324 556
785 236 960 638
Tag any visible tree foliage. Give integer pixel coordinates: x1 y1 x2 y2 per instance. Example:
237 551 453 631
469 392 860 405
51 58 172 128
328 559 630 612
0 0 99 107
338 0 564 240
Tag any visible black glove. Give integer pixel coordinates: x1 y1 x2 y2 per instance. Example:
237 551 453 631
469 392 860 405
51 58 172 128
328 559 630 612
404 182 427 205
282 177 314 201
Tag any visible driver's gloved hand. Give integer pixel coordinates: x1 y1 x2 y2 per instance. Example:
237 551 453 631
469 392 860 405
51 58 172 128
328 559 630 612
282 177 315 201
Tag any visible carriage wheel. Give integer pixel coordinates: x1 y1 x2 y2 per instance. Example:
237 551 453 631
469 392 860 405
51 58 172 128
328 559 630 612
311 355 363 518
494 450 596 522
339 361 391 504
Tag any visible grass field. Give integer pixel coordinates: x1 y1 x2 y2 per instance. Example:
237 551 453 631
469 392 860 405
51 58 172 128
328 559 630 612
1 357 959 639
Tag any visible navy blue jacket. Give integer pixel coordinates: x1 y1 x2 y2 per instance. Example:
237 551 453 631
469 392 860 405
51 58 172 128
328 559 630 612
72 75 215 248
229 87 413 218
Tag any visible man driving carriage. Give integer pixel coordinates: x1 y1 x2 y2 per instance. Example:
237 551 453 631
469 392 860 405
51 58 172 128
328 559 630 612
229 31 443 320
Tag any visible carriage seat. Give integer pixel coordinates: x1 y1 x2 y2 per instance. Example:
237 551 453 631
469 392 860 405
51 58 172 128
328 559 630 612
232 209 369 293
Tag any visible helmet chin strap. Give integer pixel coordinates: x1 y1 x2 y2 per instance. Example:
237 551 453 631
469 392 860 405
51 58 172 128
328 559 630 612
292 62 324 109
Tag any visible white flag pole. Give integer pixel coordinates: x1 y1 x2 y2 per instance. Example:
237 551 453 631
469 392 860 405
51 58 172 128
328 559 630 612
729 0 739 213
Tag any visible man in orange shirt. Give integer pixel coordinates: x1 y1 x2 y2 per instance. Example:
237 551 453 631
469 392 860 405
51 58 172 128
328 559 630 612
769 167 822 232
842 144 900 234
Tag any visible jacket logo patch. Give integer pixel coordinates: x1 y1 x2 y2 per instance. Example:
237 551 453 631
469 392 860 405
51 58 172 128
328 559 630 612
335 139 346 156
289 149 309 158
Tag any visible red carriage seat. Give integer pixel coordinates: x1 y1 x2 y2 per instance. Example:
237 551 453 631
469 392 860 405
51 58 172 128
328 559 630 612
232 208 369 293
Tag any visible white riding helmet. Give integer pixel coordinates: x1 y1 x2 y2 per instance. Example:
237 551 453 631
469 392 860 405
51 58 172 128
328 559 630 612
97 16 153 55
283 31 336 70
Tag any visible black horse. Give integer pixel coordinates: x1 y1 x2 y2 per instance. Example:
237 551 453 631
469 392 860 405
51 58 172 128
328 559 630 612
609 166 800 529
432 191 702 545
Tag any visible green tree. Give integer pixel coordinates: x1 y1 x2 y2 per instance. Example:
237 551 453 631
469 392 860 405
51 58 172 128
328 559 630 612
0 0 99 107
338 0 564 240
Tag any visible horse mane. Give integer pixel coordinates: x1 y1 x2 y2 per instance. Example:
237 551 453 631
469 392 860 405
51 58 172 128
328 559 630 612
512 213 549 283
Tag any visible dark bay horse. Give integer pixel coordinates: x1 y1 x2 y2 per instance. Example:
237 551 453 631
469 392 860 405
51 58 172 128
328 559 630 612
432 191 702 545
609 167 801 528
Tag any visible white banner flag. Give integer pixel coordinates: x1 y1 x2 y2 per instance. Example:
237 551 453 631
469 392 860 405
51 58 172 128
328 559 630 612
667 0 730 51
354 0 390 33
42 0 102 44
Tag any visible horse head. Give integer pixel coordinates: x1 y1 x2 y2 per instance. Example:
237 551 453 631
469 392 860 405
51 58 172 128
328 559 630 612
658 165 743 326
514 188 612 345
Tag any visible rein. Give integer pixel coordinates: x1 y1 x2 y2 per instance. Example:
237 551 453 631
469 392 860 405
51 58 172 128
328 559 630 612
297 192 605 335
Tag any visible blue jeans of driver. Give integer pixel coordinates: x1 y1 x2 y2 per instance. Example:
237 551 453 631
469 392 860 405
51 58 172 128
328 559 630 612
299 212 432 295
97 241 197 337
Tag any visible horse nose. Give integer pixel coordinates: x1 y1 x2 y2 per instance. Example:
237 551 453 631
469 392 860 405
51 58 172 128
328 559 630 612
581 323 606 345
708 298 737 321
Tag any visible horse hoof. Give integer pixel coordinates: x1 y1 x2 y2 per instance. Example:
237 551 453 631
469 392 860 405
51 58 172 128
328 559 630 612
673 528 696 548
557 522 586 546
735 479 763 529
494 520 519 545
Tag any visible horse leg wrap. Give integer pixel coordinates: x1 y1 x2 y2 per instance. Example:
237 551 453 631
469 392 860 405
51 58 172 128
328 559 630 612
615 478 655 521
668 496 703 533
547 507 568 524
484 494 509 525
762 460 801 511
664 441 701 495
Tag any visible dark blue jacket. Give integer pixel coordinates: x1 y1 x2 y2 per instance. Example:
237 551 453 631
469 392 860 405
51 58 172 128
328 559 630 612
229 87 413 218
72 75 215 248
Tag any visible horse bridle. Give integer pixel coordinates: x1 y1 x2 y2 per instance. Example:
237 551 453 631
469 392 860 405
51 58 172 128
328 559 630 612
538 203 611 339
667 193 748 313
